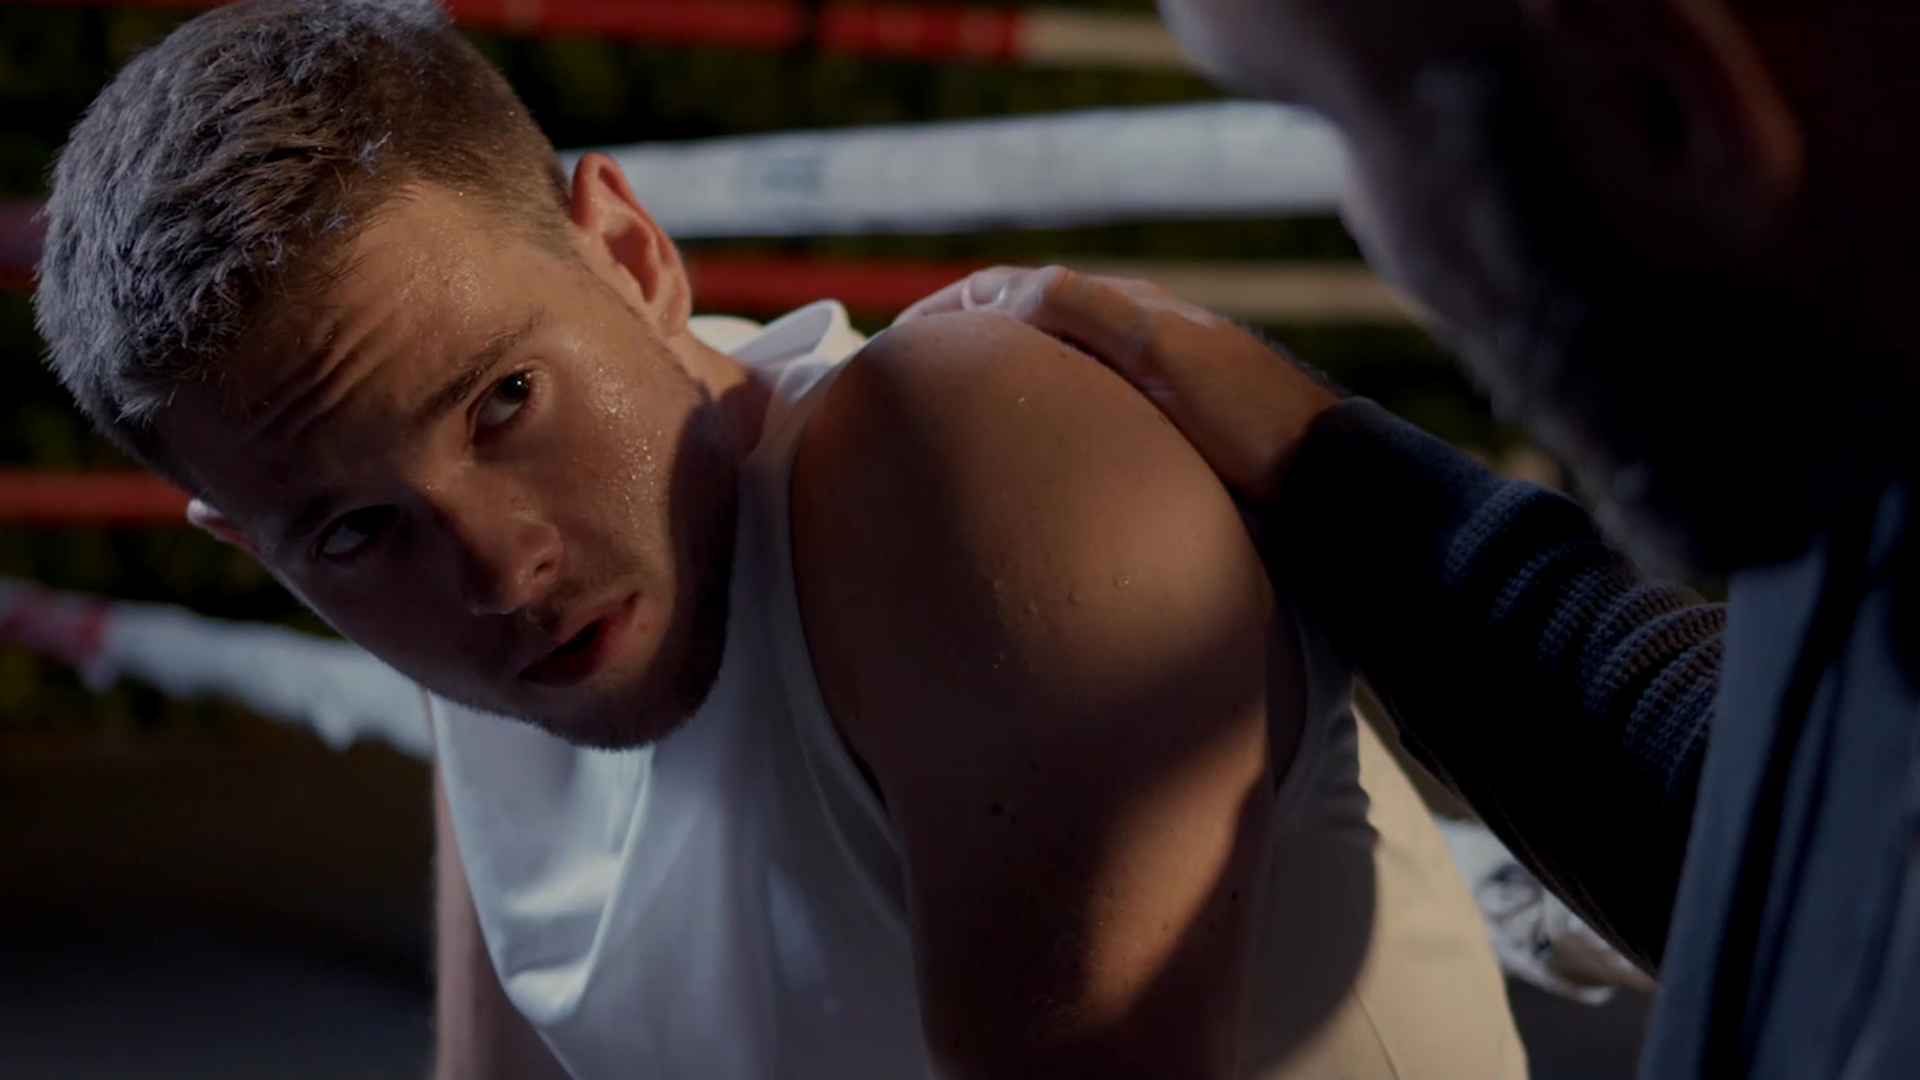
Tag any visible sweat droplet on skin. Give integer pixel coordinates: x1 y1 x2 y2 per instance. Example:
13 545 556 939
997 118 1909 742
1112 573 1131 589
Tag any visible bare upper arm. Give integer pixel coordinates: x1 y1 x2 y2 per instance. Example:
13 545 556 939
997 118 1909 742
792 311 1303 1079
431 756 570 1080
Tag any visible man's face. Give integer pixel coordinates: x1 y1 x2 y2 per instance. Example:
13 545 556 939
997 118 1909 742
165 186 738 749
1160 0 1860 575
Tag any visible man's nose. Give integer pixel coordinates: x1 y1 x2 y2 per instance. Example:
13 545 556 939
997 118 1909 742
437 501 563 617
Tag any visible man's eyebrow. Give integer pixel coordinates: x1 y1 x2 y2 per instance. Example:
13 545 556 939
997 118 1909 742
418 310 545 430
269 312 546 557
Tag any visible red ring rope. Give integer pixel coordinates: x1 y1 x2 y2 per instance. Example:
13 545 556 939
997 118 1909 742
12 1 1049 64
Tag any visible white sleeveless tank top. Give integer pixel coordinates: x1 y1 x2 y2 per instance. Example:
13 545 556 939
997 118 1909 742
432 301 1527 1080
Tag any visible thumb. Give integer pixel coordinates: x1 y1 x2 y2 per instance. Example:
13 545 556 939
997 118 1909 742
985 266 1160 383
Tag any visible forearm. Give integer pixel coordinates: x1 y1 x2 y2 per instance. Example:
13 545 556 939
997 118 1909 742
1261 399 1717 970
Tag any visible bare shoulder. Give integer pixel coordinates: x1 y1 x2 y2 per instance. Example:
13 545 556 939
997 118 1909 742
803 308 1180 473
797 309 1231 563
792 309 1285 776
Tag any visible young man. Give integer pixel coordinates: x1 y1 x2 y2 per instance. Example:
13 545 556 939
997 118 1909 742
31 2 1526 1077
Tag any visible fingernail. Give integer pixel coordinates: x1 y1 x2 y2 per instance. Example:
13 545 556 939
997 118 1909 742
964 273 1009 310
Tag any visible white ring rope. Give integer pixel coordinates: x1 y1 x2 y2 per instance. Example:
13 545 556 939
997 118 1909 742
572 101 1349 238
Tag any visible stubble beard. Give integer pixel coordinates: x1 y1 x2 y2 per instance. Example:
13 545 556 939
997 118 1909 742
550 392 743 752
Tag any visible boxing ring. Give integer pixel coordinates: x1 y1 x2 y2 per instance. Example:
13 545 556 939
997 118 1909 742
0 1 1645 1045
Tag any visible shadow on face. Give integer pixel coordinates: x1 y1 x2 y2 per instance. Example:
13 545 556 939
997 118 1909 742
163 181 746 749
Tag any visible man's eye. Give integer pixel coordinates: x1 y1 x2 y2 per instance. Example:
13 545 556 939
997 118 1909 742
316 508 393 561
478 371 534 431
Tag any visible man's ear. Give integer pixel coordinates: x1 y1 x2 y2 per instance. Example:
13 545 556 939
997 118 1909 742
1522 0 1804 238
567 152 693 338
186 497 259 556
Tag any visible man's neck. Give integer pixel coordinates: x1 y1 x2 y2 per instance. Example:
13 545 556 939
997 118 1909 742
676 334 775 464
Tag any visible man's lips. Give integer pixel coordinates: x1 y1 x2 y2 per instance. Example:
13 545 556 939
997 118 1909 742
519 595 639 689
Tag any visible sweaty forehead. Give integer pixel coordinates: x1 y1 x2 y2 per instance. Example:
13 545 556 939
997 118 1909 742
161 190 542 505
273 188 497 362
247 189 533 404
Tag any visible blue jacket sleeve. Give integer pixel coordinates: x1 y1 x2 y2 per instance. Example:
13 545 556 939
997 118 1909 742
1260 398 1718 971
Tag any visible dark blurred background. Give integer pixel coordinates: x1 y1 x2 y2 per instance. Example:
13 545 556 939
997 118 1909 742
0 2 1645 1077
